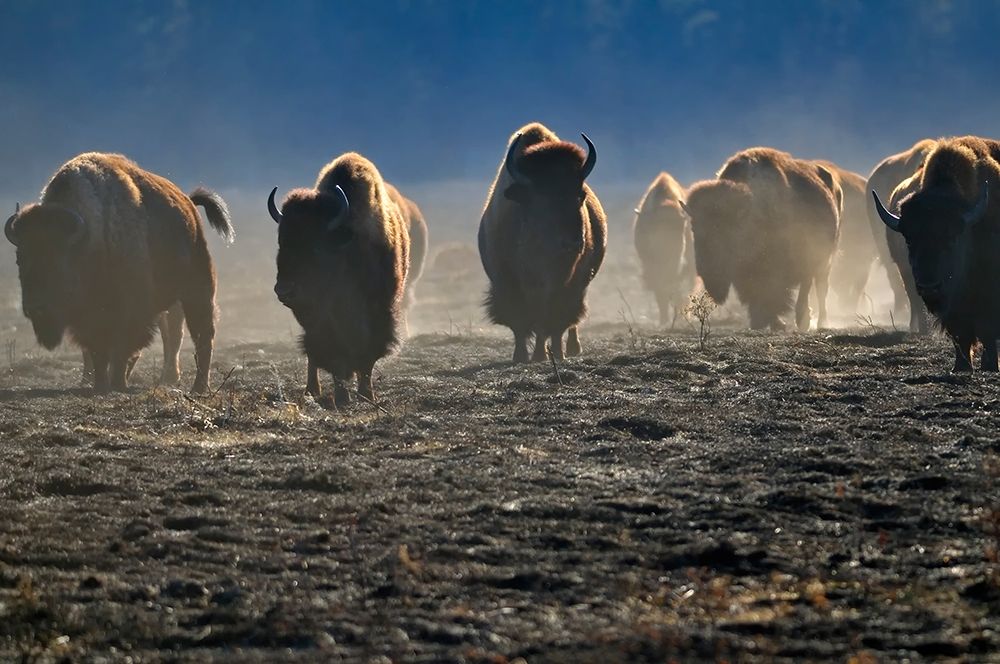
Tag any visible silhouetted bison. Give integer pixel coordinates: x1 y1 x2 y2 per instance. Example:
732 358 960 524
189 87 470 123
4 153 233 393
385 182 428 313
478 122 607 363
683 148 840 331
632 172 695 327
866 139 937 332
872 136 998 370
267 152 409 405
814 161 875 314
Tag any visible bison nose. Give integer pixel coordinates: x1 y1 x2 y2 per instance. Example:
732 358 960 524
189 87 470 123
274 282 295 306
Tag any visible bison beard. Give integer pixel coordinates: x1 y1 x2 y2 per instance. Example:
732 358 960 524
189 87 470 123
5 152 233 394
268 152 409 407
478 123 607 363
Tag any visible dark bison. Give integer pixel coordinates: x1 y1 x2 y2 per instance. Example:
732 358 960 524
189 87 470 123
813 161 876 315
4 152 233 393
632 171 695 327
683 148 840 331
267 152 409 406
385 182 428 314
872 136 998 370
478 122 607 363
866 139 937 332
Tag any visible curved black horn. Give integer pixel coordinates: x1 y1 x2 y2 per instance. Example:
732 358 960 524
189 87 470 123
580 133 597 180
326 185 350 231
4 203 18 246
267 187 283 224
872 190 901 232
504 133 529 184
963 181 989 227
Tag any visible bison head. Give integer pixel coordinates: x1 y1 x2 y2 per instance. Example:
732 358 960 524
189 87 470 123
502 133 596 283
873 183 989 312
267 185 350 312
5 203 87 349
683 180 754 304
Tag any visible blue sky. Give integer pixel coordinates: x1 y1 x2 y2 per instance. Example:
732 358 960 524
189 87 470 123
0 0 997 196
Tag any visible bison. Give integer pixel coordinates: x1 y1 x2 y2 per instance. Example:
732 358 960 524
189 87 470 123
4 152 233 393
866 139 937 332
385 182 428 314
267 152 409 406
478 122 607 363
682 148 840 331
632 171 695 327
872 136 999 371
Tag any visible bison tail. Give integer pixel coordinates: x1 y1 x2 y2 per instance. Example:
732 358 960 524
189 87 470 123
189 187 235 244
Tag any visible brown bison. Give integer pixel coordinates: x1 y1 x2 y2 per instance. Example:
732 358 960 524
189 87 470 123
866 139 937 332
385 182 428 313
813 161 876 314
4 152 233 393
478 122 607 363
632 172 695 327
683 148 840 331
872 136 999 371
267 152 409 406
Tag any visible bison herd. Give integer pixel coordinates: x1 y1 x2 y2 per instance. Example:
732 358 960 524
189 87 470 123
3 124 997 401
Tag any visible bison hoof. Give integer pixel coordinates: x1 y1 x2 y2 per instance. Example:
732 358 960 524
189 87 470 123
191 380 209 394
334 385 352 407
159 372 180 386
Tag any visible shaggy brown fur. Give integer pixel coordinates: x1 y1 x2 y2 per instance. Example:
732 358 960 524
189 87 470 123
866 139 937 332
813 161 876 314
385 182 428 313
271 152 408 406
632 171 694 327
877 136 1000 371
478 122 607 363
5 152 233 394
686 147 840 331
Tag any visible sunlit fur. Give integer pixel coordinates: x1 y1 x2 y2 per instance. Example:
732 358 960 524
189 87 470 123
8 152 233 393
275 152 409 404
478 122 607 363
687 147 840 331
889 136 1000 371
865 139 938 332
385 182 428 313
632 172 694 327
813 162 872 314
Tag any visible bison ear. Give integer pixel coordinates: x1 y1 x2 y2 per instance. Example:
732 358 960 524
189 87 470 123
503 183 529 204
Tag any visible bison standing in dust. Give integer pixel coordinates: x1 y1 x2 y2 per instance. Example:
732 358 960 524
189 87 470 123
385 182 428 314
4 152 234 393
866 139 937 332
872 136 999 371
267 152 409 406
683 148 840 331
632 171 695 327
478 122 607 363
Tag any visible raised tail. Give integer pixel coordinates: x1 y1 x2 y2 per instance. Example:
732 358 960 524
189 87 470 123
189 187 235 244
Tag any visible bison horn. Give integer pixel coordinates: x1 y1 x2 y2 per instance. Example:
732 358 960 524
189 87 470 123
4 203 18 246
326 185 350 231
678 199 692 219
504 133 529 185
963 182 989 227
267 187 283 224
872 190 901 232
580 133 597 180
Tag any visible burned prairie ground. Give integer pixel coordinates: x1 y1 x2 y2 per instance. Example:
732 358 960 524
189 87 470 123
0 245 998 662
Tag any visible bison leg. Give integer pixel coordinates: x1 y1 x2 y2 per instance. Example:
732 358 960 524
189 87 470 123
531 333 548 362
333 371 353 407
566 326 582 357
306 357 321 398
795 280 812 332
982 338 999 372
357 363 376 402
814 271 830 330
81 350 94 386
952 335 975 372
125 352 141 382
109 353 131 392
181 295 215 394
549 332 565 361
91 349 111 394
159 302 185 385
513 330 530 364
654 289 672 328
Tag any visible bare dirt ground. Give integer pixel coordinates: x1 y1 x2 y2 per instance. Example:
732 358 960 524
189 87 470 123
0 235 998 662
